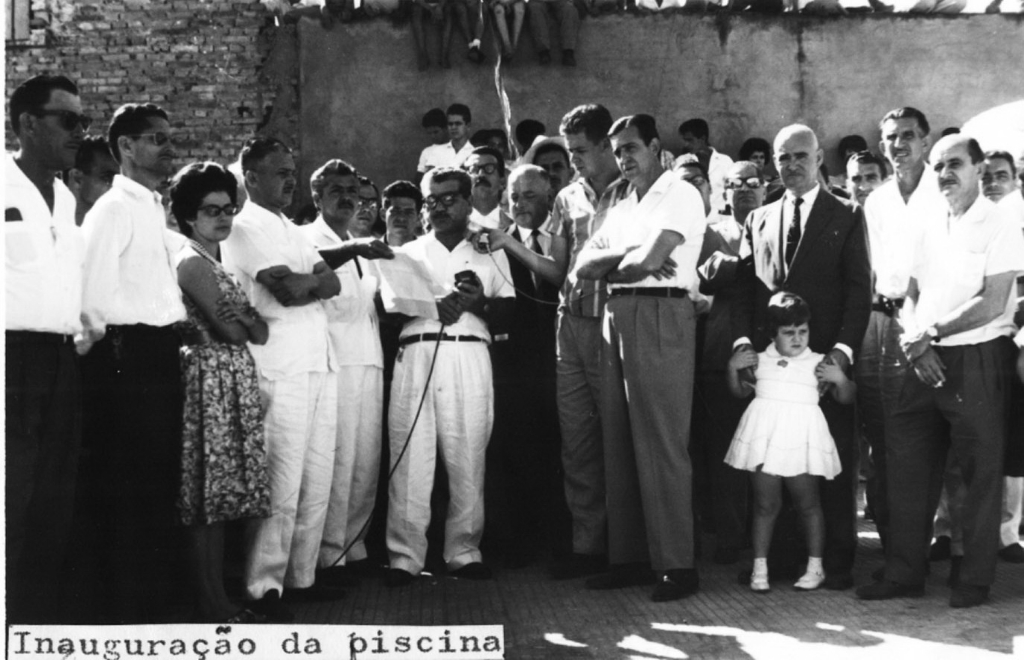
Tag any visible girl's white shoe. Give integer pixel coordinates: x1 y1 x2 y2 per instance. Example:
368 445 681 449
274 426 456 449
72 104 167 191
750 572 770 593
794 569 825 591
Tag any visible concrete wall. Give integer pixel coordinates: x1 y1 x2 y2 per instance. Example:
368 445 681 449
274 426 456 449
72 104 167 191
299 13 1024 201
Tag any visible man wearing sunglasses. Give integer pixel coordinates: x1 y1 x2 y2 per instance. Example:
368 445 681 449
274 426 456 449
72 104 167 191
5 74 87 624
384 167 515 587
78 102 188 622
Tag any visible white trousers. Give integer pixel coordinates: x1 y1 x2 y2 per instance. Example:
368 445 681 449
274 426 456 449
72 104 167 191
319 364 384 566
386 341 493 575
1001 476 1023 548
245 371 337 599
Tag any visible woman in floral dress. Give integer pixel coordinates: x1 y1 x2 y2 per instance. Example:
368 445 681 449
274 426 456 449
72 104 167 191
169 162 271 623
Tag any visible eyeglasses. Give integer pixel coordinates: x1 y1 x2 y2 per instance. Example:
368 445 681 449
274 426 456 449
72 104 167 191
32 109 92 131
725 177 764 190
196 204 238 218
424 192 464 210
130 132 175 147
465 163 499 176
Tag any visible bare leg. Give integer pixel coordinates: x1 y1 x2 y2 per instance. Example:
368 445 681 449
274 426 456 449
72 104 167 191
751 471 783 560
785 474 824 558
492 3 513 55
510 2 525 50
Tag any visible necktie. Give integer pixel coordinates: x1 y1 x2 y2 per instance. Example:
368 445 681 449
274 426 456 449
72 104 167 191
527 231 544 290
784 196 803 271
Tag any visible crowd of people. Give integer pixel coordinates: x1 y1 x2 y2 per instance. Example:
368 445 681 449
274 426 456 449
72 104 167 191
6 71 1024 628
262 0 1024 70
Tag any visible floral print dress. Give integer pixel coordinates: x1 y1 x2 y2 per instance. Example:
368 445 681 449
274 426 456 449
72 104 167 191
176 244 271 526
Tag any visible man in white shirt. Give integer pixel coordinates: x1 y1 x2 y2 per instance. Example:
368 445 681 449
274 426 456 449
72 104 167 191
438 103 475 169
857 134 1024 608
384 167 515 587
5 74 87 624
299 159 395 584
464 146 511 230
80 102 188 623
675 118 734 216
221 137 342 619
845 150 888 207
983 150 1024 221
415 108 450 185
66 135 118 226
576 114 707 603
858 107 945 556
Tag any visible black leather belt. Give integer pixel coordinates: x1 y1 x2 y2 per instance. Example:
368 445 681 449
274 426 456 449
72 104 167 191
871 296 904 317
5 330 74 345
399 333 486 347
610 287 689 299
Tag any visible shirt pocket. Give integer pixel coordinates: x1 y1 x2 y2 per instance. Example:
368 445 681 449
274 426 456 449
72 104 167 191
950 250 987 301
4 217 44 269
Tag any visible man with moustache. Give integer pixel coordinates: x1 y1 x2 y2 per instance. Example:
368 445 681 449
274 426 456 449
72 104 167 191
5 74 88 623
577 114 707 602
733 124 871 591
857 135 1024 607
80 103 188 622
547 104 621 580
222 137 342 620
353 176 382 238
300 160 394 586
464 146 511 230
484 165 570 567
66 136 118 226
694 160 767 564
384 167 515 587
845 151 888 207
857 108 946 554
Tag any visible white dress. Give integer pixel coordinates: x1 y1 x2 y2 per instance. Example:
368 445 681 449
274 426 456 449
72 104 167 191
724 345 842 479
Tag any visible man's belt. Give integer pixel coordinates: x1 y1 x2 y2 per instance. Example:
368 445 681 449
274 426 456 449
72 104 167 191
5 330 74 345
871 295 905 317
399 333 487 347
610 287 689 299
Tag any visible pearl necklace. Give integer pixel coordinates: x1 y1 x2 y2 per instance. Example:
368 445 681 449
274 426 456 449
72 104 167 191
189 239 219 263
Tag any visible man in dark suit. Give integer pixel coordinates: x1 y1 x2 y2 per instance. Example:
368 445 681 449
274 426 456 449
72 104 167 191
732 124 872 590
484 164 571 566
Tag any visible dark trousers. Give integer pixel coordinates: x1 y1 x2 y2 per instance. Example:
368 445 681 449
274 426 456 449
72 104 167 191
80 324 184 622
6 332 82 623
885 337 1013 587
820 396 859 575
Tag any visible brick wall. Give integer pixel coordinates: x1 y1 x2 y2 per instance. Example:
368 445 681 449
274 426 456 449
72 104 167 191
4 0 300 165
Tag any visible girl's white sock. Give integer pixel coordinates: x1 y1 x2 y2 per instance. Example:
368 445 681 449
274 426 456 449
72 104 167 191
806 556 823 574
753 557 768 576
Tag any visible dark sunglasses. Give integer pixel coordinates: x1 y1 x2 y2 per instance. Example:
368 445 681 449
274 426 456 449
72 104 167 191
197 204 238 218
465 163 499 176
33 109 92 131
424 192 464 210
725 177 764 190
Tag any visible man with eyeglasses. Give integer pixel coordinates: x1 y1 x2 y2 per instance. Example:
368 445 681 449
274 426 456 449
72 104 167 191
384 167 515 587
353 175 382 238
693 160 767 566
295 159 396 590
79 102 188 622
5 74 88 624
222 137 342 620
576 114 707 603
733 123 871 591
464 146 512 231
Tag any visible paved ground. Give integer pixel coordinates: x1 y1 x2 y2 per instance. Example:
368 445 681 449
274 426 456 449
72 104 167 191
291 517 1024 660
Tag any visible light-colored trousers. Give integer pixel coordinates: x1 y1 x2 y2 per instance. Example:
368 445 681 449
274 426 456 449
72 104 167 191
319 364 384 567
245 371 337 599
386 341 493 575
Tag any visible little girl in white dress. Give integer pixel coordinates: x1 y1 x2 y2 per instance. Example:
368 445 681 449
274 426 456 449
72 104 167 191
725 292 855 593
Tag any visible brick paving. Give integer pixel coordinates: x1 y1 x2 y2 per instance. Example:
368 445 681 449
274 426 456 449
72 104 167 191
291 517 1024 659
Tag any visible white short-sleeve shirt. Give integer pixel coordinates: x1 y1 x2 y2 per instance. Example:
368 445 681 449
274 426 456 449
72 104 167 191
911 195 1024 346
222 201 336 378
398 232 515 342
593 168 708 291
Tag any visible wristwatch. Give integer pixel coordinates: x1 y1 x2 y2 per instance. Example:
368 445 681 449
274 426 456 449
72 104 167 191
926 325 940 342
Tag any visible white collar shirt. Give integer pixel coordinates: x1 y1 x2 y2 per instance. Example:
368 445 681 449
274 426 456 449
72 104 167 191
470 206 502 231
399 231 515 342
299 217 382 368
911 195 1024 346
863 170 946 299
80 174 185 342
997 190 1024 226
222 201 336 378
781 184 821 279
417 143 452 174
594 168 708 291
5 154 84 335
552 177 616 317
507 215 553 255
433 140 474 170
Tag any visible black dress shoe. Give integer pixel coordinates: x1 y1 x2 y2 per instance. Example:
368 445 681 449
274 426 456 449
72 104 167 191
549 553 608 580
586 563 655 590
870 566 885 582
651 569 699 602
998 543 1024 563
247 589 295 623
823 573 854 591
950 583 989 608
929 536 952 561
855 580 925 600
450 562 493 580
316 565 360 587
283 584 347 602
384 568 415 588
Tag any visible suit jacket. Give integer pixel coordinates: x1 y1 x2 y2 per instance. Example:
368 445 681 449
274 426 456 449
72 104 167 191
733 188 871 356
